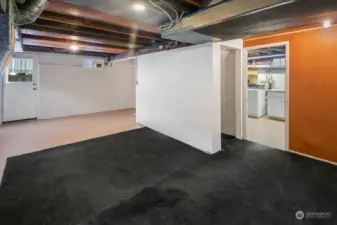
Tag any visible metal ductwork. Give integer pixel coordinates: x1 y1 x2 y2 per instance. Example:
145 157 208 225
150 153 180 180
162 0 337 44
14 0 49 25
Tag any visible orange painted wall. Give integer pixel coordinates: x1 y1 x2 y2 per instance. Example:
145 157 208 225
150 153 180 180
244 25 337 163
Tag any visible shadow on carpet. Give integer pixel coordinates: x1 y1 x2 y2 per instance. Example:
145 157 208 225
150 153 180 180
0 128 336 225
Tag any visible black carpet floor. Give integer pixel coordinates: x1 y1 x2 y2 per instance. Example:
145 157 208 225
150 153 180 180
0 128 336 225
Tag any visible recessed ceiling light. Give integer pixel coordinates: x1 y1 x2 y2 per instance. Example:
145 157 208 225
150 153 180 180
133 3 146 11
70 44 78 51
323 20 332 28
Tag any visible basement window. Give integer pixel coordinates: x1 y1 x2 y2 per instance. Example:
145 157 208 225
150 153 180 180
84 58 105 68
7 57 33 82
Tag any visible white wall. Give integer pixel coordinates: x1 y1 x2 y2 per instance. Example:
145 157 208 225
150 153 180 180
137 40 243 154
137 44 219 154
37 53 99 66
37 54 136 119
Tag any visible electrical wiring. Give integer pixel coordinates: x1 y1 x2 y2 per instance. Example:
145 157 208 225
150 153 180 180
149 0 173 31
149 0 185 31
158 11 184 30
159 0 179 21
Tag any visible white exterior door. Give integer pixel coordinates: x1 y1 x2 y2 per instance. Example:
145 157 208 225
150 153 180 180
3 57 38 122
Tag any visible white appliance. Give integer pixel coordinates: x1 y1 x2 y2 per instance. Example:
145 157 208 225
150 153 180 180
267 89 285 120
248 89 266 118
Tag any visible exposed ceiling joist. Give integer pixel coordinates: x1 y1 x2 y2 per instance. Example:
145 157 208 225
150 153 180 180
163 0 286 34
18 0 187 57
22 45 113 57
21 34 128 51
32 19 155 44
21 25 145 48
39 11 163 41
196 0 337 40
23 38 126 54
21 29 143 48
46 0 159 33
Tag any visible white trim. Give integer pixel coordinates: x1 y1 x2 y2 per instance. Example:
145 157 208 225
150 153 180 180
243 42 289 150
219 46 242 139
286 149 337 166
285 43 290 151
37 63 40 120
242 49 248 139
216 40 243 140
244 41 289 50
245 24 337 42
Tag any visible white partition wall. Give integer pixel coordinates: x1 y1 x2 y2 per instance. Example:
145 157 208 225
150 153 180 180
137 44 220 154
137 40 243 154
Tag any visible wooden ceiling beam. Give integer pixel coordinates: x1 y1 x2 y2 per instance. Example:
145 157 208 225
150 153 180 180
22 45 113 57
21 28 143 48
22 24 150 46
21 34 128 51
23 38 126 54
30 19 154 45
46 0 159 34
39 11 163 41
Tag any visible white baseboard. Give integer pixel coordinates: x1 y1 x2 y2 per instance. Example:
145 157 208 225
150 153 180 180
286 149 337 166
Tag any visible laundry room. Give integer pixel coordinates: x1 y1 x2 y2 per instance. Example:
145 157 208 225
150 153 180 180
245 45 287 150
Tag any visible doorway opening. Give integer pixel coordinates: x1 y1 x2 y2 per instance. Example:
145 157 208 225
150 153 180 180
220 44 243 150
244 43 288 150
221 46 236 137
2 56 38 122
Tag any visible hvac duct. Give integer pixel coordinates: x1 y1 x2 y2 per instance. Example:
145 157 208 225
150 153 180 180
14 0 49 25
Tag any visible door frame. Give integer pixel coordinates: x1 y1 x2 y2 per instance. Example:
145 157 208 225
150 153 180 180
2 52 39 122
220 45 240 137
242 41 290 150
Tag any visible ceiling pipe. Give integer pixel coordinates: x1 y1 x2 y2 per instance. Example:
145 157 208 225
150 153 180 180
14 0 49 25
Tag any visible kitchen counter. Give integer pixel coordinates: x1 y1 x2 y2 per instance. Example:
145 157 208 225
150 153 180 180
267 89 285 93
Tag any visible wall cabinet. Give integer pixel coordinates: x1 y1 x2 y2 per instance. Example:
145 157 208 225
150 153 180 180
267 91 285 120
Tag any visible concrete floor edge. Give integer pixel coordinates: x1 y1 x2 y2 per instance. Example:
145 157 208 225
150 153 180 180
0 109 141 181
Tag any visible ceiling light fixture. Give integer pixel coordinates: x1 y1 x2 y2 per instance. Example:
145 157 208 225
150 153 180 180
133 3 146 11
70 44 78 51
323 20 332 28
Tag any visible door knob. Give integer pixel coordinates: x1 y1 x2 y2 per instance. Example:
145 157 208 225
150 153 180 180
33 88 37 90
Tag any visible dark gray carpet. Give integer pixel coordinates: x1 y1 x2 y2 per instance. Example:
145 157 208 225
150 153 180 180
0 128 336 225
